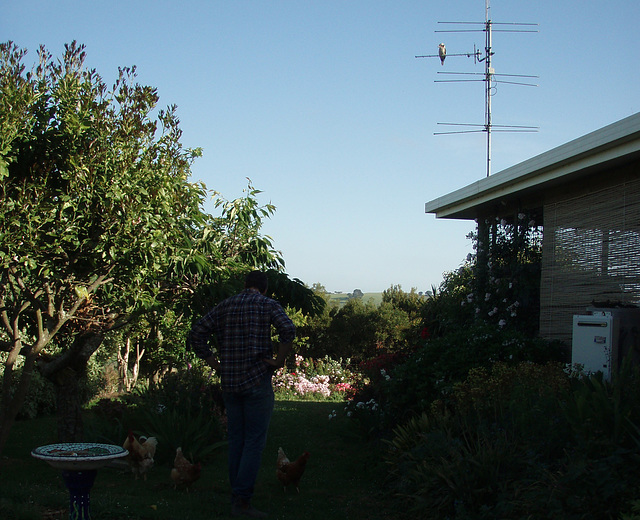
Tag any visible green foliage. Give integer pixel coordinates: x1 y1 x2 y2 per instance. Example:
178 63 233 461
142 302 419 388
374 301 419 353
0 41 318 449
468 213 543 335
307 297 379 360
0 40 212 447
301 285 427 362
622 500 640 520
562 358 640 455
381 285 424 318
86 366 226 464
378 323 566 426
135 403 226 465
421 265 476 337
384 361 640 519
265 270 326 317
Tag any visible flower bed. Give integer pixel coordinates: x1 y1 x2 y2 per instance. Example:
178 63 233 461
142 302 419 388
273 355 358 401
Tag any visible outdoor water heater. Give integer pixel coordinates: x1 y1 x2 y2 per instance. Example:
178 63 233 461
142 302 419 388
572 312 616 381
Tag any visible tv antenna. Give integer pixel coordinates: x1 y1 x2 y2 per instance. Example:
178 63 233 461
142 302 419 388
416 0 538 177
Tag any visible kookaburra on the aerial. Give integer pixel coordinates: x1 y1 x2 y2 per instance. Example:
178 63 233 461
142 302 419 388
438 43 446 65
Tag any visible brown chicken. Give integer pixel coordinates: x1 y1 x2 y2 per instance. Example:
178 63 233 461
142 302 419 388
122 431 158 480
170 447 202 491
276 447 310 492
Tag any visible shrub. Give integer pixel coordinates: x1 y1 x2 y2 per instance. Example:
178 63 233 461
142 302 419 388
85 365 226 464
369 323 566 430
384 360 640 519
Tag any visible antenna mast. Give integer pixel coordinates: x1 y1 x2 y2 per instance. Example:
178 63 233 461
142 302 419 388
416 0 538 177
484 0 493 178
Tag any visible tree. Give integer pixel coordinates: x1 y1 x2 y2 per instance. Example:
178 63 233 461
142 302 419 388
0 42 324 451
349 289 364 299
382 285 424 319
0 41 212 451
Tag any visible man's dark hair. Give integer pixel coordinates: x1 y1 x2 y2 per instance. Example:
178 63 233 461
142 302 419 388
245 270 268 293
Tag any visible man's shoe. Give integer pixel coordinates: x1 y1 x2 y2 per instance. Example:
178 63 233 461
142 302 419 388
231 499 268 518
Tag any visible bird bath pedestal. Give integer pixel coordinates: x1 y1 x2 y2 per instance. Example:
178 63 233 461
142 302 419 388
31 442 128 520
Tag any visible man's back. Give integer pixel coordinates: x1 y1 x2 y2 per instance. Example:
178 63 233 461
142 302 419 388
189 288 295 392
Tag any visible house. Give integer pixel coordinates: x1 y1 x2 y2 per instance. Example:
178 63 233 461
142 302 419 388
425 112 640 350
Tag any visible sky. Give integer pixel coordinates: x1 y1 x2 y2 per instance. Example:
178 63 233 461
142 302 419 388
3 1 639 293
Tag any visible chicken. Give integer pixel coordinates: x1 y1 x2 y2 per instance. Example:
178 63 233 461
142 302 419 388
170 447 202 491
276 447 310 492
122 431 158 480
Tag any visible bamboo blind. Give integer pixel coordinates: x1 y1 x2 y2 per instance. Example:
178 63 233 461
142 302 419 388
539 169 640 345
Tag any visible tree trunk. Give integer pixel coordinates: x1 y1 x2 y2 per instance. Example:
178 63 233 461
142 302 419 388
39 332 104 443
0 350 37 455
117 336 131 392
129 341 145 391
55 367 84 442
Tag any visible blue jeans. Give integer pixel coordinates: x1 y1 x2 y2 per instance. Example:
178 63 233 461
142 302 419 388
222 372 275 500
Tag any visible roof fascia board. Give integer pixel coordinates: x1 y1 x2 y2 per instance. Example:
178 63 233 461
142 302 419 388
425 113 640 220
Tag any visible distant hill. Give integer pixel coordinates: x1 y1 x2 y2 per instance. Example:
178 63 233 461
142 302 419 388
327 292 383 307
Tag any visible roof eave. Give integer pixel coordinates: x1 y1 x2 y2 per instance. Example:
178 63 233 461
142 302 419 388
425 113 640 220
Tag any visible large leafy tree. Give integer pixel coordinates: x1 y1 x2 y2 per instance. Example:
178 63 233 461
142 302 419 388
0 42 324 452
0 41 216 450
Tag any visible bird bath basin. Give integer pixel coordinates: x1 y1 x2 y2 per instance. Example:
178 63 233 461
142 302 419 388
32 443 128 520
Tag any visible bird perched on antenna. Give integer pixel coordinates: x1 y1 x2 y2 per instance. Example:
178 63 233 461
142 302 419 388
438 43 446 65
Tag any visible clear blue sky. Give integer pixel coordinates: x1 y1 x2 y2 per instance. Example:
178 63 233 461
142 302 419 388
3 1 639 292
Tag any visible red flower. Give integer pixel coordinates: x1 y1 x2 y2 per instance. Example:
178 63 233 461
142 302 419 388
421 327 430 339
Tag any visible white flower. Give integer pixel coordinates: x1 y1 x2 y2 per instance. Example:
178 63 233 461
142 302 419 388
498 319 507 328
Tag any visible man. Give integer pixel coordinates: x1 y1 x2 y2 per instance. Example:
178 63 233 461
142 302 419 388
188 270 295 518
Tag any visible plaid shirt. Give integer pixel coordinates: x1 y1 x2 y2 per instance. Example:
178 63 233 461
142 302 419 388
189 289 296 392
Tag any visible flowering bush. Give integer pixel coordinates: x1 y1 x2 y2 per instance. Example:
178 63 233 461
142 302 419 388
465 212 543 335
273 354 359 401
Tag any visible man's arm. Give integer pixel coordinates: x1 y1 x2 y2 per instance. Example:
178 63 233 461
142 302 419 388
264 300 296 368
187 310 219 367
264 342 292 369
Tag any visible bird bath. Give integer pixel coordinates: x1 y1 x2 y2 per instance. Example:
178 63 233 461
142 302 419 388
32 442 128 520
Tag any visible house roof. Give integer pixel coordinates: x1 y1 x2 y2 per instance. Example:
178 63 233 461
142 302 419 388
424 112 640 220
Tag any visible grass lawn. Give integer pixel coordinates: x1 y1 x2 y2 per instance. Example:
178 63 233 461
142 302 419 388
0 400 406 519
